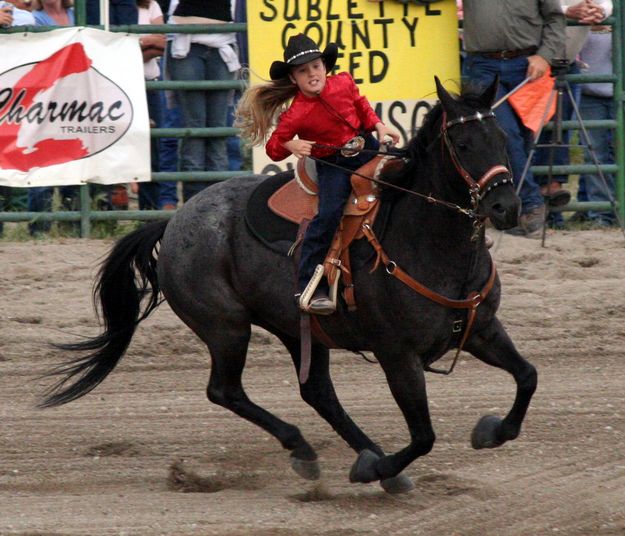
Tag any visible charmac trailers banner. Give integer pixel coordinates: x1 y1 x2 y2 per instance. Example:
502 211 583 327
0 27 150 187
248 0 460 174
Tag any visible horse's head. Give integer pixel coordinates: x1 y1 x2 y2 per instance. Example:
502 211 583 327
429 77 521 230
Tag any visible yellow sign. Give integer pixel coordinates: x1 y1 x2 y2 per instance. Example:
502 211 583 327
247 0 460 173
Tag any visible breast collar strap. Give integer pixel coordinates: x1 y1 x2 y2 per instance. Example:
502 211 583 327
361 221 497 375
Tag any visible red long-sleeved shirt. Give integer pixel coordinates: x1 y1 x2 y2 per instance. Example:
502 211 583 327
265 72 381 161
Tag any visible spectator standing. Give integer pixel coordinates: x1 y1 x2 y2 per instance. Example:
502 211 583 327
166 0 241 202
14 0 32 10
152 0 180 210
577 26 616 226
0 1 35 237
461 0 566 238
561 0 613 209
1 0 35 25
31 0 73 25
133 0 167 210
28 0 75 235
533 0 612 228
86 0 137 26
0 3 13 27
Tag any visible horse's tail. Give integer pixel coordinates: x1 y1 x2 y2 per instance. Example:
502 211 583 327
40 220 169 408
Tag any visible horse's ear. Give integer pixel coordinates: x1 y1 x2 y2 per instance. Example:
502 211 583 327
480 75 500 108
435 76 458 114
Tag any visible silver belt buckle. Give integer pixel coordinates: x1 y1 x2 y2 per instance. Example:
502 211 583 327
341 135 365 157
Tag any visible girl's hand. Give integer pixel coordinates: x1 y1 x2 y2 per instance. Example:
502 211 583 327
283 139 315 159
375 122 400 146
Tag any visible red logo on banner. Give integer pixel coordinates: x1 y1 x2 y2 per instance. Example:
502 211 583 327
0 43 133 171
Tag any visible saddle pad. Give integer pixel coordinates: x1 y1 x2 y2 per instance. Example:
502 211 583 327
245 171 300 255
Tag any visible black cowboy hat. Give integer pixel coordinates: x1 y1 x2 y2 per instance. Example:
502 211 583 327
269 34 338 81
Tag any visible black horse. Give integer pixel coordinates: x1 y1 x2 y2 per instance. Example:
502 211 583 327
42 79 536 494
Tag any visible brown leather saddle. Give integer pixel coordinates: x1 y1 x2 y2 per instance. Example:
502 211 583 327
267 154 400 311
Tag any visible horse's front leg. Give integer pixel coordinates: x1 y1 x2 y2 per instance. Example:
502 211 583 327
280 335 415 493
349 350 435 484
465 316 537 449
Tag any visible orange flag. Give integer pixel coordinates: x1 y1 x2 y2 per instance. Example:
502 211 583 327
508 68 556 134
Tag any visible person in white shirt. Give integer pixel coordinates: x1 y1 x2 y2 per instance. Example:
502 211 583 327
532 0 612 227
561 0 612 61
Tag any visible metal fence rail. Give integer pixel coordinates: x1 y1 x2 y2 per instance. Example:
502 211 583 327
1 5 623 235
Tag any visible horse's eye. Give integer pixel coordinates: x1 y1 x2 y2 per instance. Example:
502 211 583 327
456 141 468 150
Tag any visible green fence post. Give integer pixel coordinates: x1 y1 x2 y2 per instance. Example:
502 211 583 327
79 185 91 238
74 0 91 237
615 2 625 222
75 0 86 26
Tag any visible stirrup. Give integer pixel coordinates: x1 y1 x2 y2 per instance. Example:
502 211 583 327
299 265 337 315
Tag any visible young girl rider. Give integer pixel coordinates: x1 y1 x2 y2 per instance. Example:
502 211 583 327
237 34 399 315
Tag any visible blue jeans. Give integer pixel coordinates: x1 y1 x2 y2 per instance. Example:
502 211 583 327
227 101 242 171
579 94 615 224
168 44 234 202
298 135 379 291
463 54 544 214
86 0 137 25
158 95 182 208
138 88 163 210
28 185 78 235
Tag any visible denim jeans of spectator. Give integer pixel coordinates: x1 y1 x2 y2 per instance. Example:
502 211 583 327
158 95 182 208
298 135 379 292
227 99 242 171
463 54 544 215
168 44 234 202
138 88 164 210
579 94 615 224
28 186 78 235
86 0 138 25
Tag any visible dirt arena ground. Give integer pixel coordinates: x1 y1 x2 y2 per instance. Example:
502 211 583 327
1 228 624 536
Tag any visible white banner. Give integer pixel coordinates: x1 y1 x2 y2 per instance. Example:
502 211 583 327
0 27 151 187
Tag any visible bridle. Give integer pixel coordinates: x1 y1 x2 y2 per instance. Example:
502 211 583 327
440 109 513 215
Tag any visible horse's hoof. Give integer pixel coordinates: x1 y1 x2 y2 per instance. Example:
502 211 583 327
471 415 504 449
349 449 380 484
380 473 415 494
290 457 321 481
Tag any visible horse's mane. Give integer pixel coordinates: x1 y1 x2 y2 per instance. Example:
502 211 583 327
381 88 486 196
411 88 484 159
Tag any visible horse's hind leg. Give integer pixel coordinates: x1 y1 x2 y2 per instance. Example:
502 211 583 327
465 317 537 449
196 319 320 480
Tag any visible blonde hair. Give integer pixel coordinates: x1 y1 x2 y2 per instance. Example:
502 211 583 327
234 77 298 146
